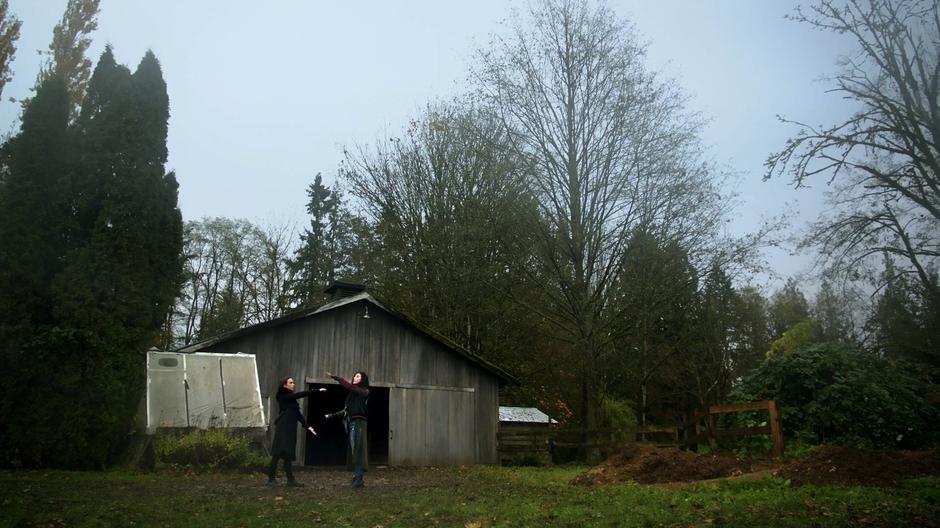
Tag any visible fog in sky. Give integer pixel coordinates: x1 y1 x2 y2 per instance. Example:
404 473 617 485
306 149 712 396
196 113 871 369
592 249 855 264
2 1 859 288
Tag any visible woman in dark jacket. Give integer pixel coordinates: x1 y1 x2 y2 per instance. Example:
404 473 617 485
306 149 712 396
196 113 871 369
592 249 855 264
325 370 369 488
267 376 318 487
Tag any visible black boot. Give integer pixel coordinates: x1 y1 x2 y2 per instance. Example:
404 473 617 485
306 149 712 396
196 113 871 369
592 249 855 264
284 460 303 487
266 456 279 486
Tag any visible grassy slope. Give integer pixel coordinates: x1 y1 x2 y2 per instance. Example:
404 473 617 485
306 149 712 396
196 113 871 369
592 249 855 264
1 466 938 527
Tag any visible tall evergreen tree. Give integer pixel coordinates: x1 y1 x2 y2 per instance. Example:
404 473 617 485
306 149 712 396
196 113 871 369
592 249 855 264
611 228 698 426
768 278 811 340
289 173 354 307
869 256 937 374
811 279 856 344
0 76 70 331
686 264 739 408
732 286 771 374
0 47 181 468
0 76 71 465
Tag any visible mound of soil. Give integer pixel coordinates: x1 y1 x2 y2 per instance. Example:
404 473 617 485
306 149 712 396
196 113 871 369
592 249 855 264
774 446 940 488
571 444 750 486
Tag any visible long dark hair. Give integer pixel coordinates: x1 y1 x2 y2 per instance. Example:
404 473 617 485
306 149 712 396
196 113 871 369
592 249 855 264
354 371 369 388
277 376 293 392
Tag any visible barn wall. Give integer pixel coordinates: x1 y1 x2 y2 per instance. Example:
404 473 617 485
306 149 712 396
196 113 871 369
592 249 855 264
198 299 500 465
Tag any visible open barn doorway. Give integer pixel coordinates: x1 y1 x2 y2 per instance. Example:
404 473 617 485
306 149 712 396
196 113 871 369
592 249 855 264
304 382 388 466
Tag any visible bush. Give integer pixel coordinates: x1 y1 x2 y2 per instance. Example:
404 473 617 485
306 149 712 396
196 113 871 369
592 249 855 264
155 430 265 471
733 343 938 449
598 396 637 443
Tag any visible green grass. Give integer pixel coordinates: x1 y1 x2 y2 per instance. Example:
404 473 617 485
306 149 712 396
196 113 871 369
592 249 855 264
1 466 937 527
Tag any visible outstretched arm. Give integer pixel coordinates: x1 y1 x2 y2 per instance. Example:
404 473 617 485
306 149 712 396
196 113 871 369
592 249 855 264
327 372 369 395
282 389 315 401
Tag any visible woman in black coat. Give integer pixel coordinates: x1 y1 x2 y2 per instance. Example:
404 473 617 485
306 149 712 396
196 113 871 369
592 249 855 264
267 376 318 487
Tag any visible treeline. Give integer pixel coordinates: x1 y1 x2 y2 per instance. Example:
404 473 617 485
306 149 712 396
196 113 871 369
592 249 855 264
169 0 938 450
166 1 938 446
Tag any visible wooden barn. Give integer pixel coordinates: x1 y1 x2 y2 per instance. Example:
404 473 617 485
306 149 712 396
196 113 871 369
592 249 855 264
178 282 514 466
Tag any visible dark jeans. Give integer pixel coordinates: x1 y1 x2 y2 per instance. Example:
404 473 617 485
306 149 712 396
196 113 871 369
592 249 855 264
349 420 364 480
267 456 294 482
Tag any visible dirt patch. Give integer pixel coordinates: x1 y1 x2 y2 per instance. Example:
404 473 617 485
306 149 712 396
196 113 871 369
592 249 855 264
571 444 750 486
573 445 940 488
774 447 940 488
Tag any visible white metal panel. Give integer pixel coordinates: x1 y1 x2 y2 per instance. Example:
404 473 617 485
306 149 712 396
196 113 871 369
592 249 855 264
185 354 226 428
220 355 265 427
146 351 265 431
147 352 187 430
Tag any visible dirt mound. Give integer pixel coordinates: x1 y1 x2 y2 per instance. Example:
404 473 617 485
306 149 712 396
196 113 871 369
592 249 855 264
571 444 750 486
774 447 940 488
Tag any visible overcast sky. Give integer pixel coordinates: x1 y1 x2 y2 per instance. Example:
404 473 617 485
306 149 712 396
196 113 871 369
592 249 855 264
2 1 859 290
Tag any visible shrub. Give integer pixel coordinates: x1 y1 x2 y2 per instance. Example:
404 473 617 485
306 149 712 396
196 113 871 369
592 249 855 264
598 396 637 443
155 430 265 471
733 343 938 449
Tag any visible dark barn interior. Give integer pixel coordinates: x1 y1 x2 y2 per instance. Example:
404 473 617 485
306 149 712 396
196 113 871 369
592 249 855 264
305 382 389 466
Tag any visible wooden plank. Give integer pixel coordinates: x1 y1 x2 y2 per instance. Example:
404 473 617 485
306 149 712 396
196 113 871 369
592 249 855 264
550 427 676 435
708 401 771 414
498 430 553 438
498 446 550 453
713 426 772 438
551 442 610 448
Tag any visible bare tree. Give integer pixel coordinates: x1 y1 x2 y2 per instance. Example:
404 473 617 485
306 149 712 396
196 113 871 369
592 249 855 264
473 0 739 438
171 218 265 345
767 0 940 306
0 0 21 100
343 103 540 362
249 221 298 322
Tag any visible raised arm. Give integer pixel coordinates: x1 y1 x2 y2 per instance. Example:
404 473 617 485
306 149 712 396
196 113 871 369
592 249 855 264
328 373 369 395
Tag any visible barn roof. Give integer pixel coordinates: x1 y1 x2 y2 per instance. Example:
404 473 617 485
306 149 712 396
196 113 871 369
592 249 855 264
177 291 517 385
499 406 558 424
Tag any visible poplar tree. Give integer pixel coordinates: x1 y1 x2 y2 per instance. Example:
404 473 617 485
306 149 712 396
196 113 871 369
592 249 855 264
40 0 100 120
0 0 22 99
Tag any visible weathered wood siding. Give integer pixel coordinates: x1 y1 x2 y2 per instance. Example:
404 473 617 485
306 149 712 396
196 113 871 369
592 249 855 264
197 299 499 465
497 423 553 465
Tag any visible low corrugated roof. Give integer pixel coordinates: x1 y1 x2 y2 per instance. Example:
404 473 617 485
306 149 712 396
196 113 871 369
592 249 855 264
499 406 557 424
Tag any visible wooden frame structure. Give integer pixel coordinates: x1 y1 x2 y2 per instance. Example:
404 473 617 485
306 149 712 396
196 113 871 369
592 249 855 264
692 400 785 457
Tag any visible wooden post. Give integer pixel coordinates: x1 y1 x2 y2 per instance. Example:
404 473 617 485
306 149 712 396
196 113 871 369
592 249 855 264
707 413 718 450
767 400 784 458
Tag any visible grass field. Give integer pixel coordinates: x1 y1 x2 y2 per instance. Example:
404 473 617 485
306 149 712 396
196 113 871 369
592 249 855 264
1 465 938 527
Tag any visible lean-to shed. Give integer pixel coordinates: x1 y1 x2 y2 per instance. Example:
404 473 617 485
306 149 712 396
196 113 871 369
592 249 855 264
497 406 558 465
178 282 514 466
